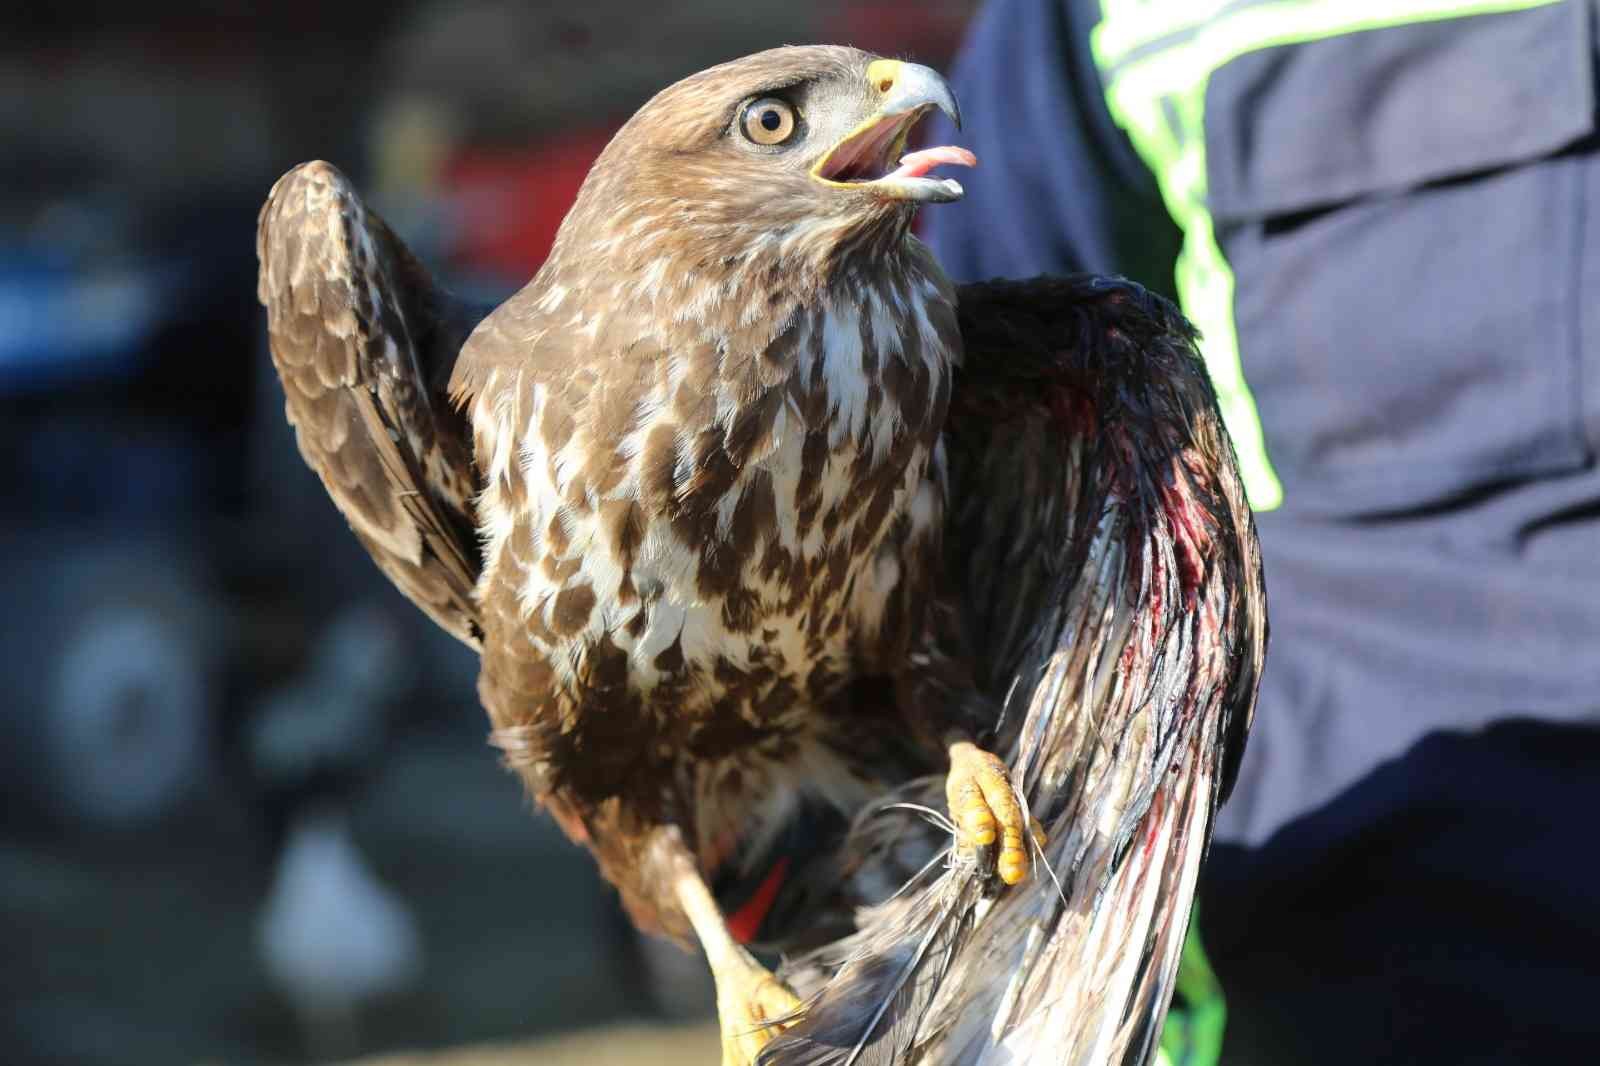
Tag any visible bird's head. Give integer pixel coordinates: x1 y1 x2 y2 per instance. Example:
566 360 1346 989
549 46 974 291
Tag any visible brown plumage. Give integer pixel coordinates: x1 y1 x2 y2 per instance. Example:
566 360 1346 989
258 45 1264 1066
257 176 487 647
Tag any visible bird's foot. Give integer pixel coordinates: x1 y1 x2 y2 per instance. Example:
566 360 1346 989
712 944 803 1066
657 824 803 1066
946 740 1043 886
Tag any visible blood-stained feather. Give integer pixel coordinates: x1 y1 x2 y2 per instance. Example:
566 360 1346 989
761 276 1266 1066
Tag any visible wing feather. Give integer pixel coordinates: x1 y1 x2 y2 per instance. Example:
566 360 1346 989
765 275 1265 1066
257 161 490 647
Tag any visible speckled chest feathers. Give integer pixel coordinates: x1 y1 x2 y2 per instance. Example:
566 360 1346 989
459 181 961 821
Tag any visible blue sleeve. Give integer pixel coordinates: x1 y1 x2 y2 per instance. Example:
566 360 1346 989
920 0 1182 294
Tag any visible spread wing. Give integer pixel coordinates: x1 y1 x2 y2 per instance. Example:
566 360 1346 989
257 161 490 647
765 276 1265 1066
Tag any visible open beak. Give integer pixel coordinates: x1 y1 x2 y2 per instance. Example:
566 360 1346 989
811 59 976 204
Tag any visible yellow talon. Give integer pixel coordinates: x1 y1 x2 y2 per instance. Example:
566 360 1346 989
947 740 1031 885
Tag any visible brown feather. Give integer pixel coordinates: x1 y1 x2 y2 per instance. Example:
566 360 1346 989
257 160 488 648
435 46 963 936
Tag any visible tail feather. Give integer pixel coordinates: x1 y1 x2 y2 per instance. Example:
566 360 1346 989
762 848 981 1066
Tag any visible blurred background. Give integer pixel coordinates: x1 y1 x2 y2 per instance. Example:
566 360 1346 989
0 3 976 1064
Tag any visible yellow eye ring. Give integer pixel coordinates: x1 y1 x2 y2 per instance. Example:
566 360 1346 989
741 97 797 146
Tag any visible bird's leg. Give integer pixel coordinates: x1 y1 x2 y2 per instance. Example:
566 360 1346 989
655 827 802 1066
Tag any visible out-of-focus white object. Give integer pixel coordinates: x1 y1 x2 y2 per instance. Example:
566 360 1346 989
257 805 423 1055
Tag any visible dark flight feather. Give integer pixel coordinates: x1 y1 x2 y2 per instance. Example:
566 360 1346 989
760 277 1265 1066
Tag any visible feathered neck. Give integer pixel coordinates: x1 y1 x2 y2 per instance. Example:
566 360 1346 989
527 190 937 367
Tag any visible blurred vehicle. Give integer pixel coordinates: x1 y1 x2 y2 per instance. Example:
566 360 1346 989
0 161 256 829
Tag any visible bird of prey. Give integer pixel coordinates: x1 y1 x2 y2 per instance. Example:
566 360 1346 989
258 46 1264 1066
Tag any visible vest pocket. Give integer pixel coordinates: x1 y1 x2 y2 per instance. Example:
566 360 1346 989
1204 3 1595 516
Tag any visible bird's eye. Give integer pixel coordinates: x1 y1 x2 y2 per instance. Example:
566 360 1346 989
741 97 798 146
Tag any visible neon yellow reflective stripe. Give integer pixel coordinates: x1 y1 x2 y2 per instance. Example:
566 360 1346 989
1091 0 1564 511
1099 0 1565 78
1100 67 1284 509
1095 0 1241 69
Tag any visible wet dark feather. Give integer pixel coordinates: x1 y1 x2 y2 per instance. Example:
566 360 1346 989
763 277 1264 1066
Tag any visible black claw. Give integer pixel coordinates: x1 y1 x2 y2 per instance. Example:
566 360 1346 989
974 841 1003 896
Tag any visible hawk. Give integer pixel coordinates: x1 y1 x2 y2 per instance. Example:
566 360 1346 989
258 46 1264 1066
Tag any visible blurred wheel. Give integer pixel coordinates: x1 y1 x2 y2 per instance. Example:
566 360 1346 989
2 533 222 829
46 601 210 826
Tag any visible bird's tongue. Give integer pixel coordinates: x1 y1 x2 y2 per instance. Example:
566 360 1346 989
888 145 978 181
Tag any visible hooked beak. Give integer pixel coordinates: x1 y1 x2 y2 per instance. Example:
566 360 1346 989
811 59 975 204
873 59 962 131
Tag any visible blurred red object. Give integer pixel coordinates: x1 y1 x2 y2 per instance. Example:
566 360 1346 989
442 127 615 280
